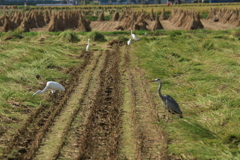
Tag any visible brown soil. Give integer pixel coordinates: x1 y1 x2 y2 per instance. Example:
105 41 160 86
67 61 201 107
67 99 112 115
0 44 168 159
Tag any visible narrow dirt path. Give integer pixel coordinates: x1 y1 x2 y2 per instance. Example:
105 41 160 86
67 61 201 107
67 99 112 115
120 47 168 159
34 51 103 159
58 50 107 159
1 44 167 160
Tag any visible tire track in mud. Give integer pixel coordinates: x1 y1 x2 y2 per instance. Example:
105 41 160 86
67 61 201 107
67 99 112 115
34 51 103 160
58 50 108 159
1 44 168 160
77 46 122 159
120 47 168 159
0 51 93 159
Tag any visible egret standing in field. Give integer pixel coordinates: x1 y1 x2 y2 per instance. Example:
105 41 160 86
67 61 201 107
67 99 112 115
127 39 132 46
86 39 90 51
130 28 139 41
33 81 65 99
149 78 183 118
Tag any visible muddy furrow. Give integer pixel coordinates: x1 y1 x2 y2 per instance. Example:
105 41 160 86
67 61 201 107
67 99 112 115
77 47 122 159
58 50 107 159
0 51 93 159
130 67 167 159
121 47 168 159
34 51 103 160
134 66 168 159
118 48 142 160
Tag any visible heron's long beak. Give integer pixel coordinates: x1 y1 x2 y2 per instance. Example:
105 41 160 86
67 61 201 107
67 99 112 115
148 80 155 82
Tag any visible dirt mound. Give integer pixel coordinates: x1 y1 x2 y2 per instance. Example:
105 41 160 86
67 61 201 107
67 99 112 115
227 9 240 26
0 8 238 32
160 8 167 21
2 16 18 32
77 13 91 32
46 12 58 32
207 7 240 27
150 8 155 20
43 10 51 24
114 10 152 31
97 11 105 21
169 9 204 30
152 13 163 31
111 12 119 21
0 9 92 32
46 10 91 32
0 13 7 26
19 17 30 32
12 11 24 26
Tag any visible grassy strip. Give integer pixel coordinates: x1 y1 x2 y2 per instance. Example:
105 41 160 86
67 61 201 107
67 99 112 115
0 30 84 156
1 27 240 159
131 29 240 159
35 51 100 159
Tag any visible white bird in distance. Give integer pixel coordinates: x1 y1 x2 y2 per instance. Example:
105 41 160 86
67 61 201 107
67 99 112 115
86 38 90 51
130 28 139 41
127 39 132 46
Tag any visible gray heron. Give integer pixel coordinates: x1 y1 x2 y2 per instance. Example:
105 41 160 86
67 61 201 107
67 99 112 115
149 78 183 118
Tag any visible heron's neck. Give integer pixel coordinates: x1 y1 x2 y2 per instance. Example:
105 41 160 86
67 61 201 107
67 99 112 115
131 29 133 34
158 81 164 99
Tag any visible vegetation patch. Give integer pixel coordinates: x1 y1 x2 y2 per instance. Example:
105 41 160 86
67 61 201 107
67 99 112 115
132 29 240 159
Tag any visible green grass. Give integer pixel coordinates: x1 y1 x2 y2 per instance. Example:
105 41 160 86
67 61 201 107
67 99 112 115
0 27 240 159
131 29 240 159
0 31 83 134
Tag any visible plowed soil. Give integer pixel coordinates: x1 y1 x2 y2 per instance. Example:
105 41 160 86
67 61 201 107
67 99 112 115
0 44 168 159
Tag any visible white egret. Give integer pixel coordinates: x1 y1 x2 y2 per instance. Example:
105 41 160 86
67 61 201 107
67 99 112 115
130 28 139 41
86 39 90 51
33 81 65 98
127 39 132 46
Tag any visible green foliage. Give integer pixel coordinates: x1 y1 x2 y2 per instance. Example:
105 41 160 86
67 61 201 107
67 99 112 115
0 31 82 111
132 29 240 159
0 75 14 83
168 30 182 38
0 26 240 159
3 30 24 40
87 31 106 42
117 35 128 42
2 91 15 101
58 30 80 43
84 15 98 21
202 39 214 50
